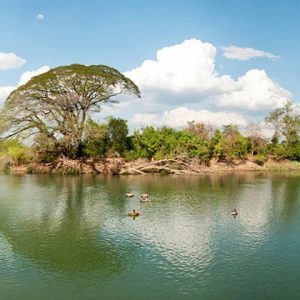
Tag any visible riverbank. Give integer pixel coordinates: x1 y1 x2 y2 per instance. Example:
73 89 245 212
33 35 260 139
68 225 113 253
7 157 300 175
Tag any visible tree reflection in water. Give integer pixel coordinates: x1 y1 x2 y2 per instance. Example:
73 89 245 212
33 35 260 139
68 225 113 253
1 172 300 278
0 175 137 275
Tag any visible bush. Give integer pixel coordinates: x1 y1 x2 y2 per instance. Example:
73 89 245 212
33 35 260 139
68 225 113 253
285 143 300 161
0 140 32 167
269 143 286 161
83 119 108 157
255 154 267 166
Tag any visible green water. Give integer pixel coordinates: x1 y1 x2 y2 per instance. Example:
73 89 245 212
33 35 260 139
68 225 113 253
1 173 300 300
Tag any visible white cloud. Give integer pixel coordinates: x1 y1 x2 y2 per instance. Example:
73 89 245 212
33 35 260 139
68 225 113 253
18 65 50 86
125 39 237 97
0 86 15 103
218 69 292 110
221 45 279 61
36 14 44 20
0 52 26 70
131 107 247 128
125 39 290 112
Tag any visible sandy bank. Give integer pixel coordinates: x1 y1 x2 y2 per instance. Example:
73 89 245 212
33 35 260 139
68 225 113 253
8 157 300 175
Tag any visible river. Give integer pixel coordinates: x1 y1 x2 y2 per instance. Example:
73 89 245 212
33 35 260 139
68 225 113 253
1 172 300 299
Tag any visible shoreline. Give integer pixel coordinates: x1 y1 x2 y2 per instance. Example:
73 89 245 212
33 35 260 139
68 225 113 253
6 157 300 175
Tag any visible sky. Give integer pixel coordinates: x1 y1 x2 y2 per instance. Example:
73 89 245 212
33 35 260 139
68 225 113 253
1 0 300 133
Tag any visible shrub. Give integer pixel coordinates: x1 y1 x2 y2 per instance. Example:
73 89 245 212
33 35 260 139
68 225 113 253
0 140 32 167
255 154 267 166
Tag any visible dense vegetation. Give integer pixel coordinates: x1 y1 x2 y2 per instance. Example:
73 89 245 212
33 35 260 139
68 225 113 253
0 64 299 170
1 100 300 169
0 64 140 159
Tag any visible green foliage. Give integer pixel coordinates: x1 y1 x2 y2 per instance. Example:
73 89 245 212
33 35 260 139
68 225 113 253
1 64 140 159
83 119 108 157
1 96 300 165
210 125 249 160
175 129 210 161
0 140 32 168
268 143 286 161
127 126 210 161
265 100 300 146
106 117 129 156
255 154 267 166
83 117 131 158
264 101 300 161
210 129 223 158
134 127 172 159
32 133 59 162
285 143 300 161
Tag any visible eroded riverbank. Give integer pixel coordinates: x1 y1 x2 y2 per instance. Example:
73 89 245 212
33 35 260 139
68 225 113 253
9 157 300 175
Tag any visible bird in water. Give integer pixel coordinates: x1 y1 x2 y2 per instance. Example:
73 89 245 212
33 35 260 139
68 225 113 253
128 209 140 217
231 208 238 218
140 192 150 202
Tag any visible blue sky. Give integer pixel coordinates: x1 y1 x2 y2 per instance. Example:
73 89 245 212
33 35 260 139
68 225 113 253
1 0 300 131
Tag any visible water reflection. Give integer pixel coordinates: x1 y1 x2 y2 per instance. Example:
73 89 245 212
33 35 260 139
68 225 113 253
1 172 300 299
0 175 132 275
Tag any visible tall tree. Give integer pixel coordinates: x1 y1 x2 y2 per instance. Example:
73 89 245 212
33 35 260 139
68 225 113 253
265 100 300 145
0 64 140 158
106 117 129 156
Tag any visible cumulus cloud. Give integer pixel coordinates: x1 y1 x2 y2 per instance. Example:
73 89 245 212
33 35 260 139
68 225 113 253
18 65 50 86
125 39 290 112
0 52 26 70
131 107 247 128
221 45 279 61
36 14 44 20
125 39 237 97
218 69 292 110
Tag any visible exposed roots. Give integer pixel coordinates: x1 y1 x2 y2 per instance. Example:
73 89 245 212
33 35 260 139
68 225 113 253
123 157 203 175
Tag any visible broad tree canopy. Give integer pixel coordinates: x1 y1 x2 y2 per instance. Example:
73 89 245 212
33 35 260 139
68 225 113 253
0 64 140 158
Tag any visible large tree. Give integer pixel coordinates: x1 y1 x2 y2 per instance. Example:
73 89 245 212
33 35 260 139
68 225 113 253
0 64 140 158
265 100 300 145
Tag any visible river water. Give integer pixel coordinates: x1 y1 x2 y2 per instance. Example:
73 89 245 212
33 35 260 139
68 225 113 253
1 173 300 299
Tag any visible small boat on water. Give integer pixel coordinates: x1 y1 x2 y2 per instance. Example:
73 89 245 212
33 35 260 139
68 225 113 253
140 192 150 202
128 209 140 217
126 192 134 198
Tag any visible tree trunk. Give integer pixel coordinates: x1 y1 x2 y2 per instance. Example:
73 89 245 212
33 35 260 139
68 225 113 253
76 141 84 158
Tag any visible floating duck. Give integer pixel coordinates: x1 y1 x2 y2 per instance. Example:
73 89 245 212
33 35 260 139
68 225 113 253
128 209 140 217
140 192 150 202
126 192 134 198
231 209 238 217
